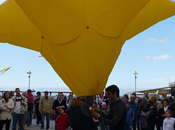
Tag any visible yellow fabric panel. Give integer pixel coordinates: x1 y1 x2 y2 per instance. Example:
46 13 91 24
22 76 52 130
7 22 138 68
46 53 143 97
158 89 170 94
124 0 175 41
0 0 41 51
40 30 124 97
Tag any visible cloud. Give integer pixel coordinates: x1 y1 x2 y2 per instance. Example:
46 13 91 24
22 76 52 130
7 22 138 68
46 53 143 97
145 54 172 60
148 37 169 43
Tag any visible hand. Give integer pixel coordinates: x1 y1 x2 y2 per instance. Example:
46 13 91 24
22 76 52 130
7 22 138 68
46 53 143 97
62 105 65 109
21 102 24 105
37 101 39 103
93 107 100 113
90 110 100 119
162 114 166 117
150 106 154 109
145 97 148 101
56 106 60 109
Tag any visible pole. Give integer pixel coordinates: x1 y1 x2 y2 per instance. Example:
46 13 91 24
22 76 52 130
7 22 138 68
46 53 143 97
28 74 30 89
135 72 137 95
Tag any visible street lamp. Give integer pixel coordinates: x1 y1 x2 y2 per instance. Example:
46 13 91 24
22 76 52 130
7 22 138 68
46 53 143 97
133 71 138 95
27 71 32 89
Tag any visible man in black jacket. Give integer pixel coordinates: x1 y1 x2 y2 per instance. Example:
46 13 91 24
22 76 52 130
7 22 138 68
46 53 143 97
91 85 127 130
34 91 41 125
52 93 67 130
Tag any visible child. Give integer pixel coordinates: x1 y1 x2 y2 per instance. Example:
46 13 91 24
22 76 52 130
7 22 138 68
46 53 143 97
55 108 69 130
101 102 110 130
125 101 134 130
163 110 175 130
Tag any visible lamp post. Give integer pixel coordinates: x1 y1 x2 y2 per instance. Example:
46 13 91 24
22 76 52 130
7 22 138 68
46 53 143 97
27 71 32 89
133 71 138 95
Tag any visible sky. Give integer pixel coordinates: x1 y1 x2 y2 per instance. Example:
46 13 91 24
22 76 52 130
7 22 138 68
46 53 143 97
0 0 175 96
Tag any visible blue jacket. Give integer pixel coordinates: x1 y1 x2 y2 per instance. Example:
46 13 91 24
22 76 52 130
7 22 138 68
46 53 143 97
130 101 140 117
126 107 134 123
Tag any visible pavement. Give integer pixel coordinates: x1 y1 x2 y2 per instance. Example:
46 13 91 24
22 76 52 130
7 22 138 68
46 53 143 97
3 119 70 130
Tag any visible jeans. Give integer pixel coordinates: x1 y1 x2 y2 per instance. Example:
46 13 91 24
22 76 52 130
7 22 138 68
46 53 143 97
0 119 11 130
132 117 137 130
12 112 25 130
27 111 33 126
54 113 59 130
125 122 132 130
41 113 50 129
36 110 41 125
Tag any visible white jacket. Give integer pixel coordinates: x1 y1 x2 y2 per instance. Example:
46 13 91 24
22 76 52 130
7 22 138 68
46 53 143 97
0 98 14 120
163 117 175 130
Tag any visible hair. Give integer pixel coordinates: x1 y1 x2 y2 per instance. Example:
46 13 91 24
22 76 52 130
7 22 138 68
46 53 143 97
69 98 83 109
15 88 20 91
58 108 62 114
3 91 9 99
27 89 32 93
145 91 149 94
9 91 14 98
37 91 41 95
123 94 129 100
162 99 169 104
166 110 172 115
125 101 130 105
105 85 119 97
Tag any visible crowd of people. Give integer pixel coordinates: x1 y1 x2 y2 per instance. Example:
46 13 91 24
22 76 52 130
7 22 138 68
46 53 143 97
1 86 175 130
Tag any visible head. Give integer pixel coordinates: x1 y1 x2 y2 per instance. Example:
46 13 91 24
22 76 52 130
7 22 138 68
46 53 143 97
150 95 156 102
22 92 27 97
130 95 135 102
27 89 32 93
123 94 129 100
101 102 107 109
3 91 9 99
15 88 20 96
44 91 48 98
105 85 120 101
37 91 41 97
144 91 149 97
137 96 142 101
166 110 172 118
69 98 83 109
58 93 62 100
162 99 169 107
125 101 130 108
58 108 64 115
92 101 97 108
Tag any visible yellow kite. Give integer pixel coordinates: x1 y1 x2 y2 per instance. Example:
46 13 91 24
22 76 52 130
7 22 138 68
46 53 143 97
0 0 175 97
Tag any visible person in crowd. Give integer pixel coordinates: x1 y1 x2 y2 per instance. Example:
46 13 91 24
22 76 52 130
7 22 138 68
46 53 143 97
170 98 175 117
155 95 162 130
125 101 134 130
103 92 110 107
163 110 175 130
122 94 129 102
92 101 97 108
55 108 69 130
22 92 28 130
98 92 104 108
142 91 149 103
9 91 14 99
34 91 41 125
26 89 34 127
143 95 157 130
52 93 67 130
67 94 73 105
39 91 52 130
12 88 27 130
0 91 14 130
159 99 170 129
90 85 127 130
100 102 110 130
137 96 145 130
69 97 97 130
130 95 139 130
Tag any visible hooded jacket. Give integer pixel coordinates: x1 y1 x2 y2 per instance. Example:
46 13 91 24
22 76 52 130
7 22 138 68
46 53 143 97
26 93 34 111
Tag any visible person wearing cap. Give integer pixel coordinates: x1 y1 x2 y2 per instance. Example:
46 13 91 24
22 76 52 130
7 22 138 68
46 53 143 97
26 89 34 127
39 91 52 130
34 91 41 126
137 96 145 130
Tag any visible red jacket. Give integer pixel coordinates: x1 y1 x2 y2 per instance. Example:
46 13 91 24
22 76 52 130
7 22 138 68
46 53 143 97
55 113 69 130
26 93 34 103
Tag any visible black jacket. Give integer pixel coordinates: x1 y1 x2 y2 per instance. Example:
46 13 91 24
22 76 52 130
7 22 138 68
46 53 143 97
159 106 170 126
52 99 67 114
34 97 41 111
170 101 175 117
69 107 97 130
100 99 127 130
143 100 157 117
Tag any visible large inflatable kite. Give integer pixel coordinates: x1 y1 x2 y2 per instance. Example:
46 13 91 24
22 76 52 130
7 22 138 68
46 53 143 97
0 0 175 97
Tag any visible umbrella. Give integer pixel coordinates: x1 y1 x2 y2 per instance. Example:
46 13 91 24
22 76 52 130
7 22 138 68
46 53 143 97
0 0 175 97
